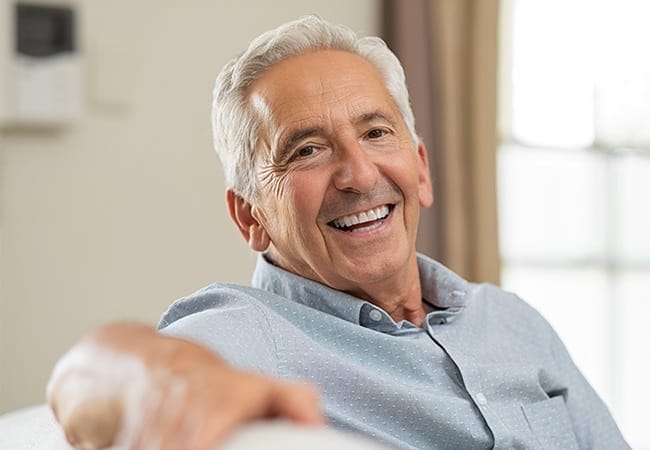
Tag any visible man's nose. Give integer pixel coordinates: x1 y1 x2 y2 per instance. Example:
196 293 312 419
331 139 379 193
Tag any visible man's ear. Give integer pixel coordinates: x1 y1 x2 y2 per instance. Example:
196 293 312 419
226 190 271 252
416 141 434 208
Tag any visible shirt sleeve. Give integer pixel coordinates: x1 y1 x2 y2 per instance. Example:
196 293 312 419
157 284 281 376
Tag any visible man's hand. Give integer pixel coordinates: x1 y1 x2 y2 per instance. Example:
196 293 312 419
47 323 323 450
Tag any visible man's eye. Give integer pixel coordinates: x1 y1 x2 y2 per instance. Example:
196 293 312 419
296 146 316 157
367 128 387 139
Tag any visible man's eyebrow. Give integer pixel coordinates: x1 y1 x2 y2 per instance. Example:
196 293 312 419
276 126 324 162
354 110 396 126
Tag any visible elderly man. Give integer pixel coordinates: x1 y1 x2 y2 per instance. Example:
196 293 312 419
48 16 628 450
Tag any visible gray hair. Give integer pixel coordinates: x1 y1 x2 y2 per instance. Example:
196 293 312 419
211 15 418 201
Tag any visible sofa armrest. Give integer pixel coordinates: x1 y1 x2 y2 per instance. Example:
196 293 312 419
0 404 388 450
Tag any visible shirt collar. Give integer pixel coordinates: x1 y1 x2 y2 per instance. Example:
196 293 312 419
252 253 472 333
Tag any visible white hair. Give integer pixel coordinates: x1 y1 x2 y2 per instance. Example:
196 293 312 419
211 15 418 201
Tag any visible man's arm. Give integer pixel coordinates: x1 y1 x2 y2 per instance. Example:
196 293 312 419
47 323 324 450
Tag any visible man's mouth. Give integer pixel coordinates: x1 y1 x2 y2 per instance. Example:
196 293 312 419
328 204 394 232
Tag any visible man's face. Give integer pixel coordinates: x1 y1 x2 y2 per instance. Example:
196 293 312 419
243 49 432 298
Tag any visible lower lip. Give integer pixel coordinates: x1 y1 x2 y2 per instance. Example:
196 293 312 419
346 218 386 233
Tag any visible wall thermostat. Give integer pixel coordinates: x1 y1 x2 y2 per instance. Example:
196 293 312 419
0 1 82 126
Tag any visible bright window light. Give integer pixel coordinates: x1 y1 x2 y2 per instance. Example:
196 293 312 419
499 0 650 447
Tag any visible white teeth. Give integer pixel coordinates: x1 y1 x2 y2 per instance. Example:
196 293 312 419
332 205 390 229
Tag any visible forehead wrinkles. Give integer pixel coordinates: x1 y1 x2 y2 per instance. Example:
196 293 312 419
251 85 380 141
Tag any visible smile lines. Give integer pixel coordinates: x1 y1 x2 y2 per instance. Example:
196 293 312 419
329 205 392 231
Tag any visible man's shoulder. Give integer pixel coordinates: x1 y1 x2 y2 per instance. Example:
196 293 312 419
158 282 278 330
472 281 545 320
467 280 562 348
157 282 289 374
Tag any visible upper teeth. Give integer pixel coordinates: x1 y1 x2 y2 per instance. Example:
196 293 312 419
332 205 390 229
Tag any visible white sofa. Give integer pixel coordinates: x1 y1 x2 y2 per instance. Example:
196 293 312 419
0 404 388 450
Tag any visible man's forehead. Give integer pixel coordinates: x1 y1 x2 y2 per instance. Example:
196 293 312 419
248 51 397 134
257 94 396 129
250 51 387 106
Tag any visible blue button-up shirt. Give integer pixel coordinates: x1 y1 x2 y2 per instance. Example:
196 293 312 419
159 254 628 449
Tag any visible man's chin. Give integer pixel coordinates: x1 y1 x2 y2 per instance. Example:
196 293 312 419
330 251 411 286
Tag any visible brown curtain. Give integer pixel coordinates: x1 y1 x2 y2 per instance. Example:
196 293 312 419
382 0 501 284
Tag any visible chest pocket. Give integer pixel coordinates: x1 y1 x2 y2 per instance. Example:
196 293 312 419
521 396 580 449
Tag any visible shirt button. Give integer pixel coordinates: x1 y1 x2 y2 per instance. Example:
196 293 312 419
369 309 383 321
476 392 488 407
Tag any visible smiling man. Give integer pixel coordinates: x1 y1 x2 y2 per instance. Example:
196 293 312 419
235 49 432 325
47 16 628 450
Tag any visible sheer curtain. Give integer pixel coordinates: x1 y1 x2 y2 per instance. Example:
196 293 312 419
382 0 501 284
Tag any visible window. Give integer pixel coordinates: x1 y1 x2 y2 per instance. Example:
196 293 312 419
498 1 650 447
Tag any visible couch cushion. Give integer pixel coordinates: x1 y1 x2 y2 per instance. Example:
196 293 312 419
0 404 77 450
0 404 387 449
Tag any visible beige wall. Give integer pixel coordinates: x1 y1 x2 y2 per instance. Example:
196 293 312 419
0 0 379 413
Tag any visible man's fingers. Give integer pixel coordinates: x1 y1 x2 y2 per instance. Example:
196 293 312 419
58 396 123 450
268 382 325 425
175 379 324 450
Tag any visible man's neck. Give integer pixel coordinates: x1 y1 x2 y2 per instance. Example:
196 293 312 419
264 251 427 327
343 254 426 327
367 285 426 327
